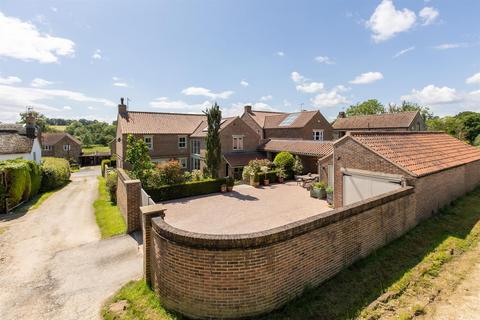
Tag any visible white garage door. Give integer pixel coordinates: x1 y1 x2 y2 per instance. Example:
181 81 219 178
343 173 401 206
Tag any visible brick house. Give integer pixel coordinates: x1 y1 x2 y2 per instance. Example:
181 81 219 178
190 116 261 178
241 105 333 141
332 111 426 139
318 131 480 213
41 132 82 163
115 100 206 170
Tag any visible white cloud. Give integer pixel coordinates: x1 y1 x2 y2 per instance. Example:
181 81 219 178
291 71 305 83
366 0 416 42
283 99 292 107
314 56 335 65
434 43 465 50
393 46 415 58
311 89 349 108
240 80 249 87
113 82 128 87
276 51 285 57
51 7 58 13
0 84 115 122
0 11 75 63
419 7 439 25
401 84 460 104
260 95 273 101
296 82 325 93
63 105 71 110
31 78 53 87
92 49 102 60
0 75 22 85
349 71 384 84
466 72 480 85
181 86 234 100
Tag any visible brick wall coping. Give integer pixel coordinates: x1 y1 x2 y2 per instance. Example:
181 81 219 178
118 168 140 183
151 186 414 250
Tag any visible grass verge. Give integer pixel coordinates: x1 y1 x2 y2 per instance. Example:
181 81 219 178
94 176 126 238
102 188 480 320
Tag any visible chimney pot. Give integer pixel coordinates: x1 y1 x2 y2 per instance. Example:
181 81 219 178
118 97 127 116
338 111 346 118
244 105 252 114
25 112 37 139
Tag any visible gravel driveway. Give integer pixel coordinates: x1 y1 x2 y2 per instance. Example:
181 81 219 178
0 167 142 320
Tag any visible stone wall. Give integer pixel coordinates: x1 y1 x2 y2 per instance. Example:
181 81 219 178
117 168 141 233
145 187 415 319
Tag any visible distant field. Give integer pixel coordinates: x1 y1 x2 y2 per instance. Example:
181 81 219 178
82 145 110 155
50 125 67 131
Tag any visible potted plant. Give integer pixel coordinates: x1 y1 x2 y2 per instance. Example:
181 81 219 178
326 186 334 205
261 166 270 186
220 183 227 193
226 176 234 192
276 168 286 183
310 181 326 199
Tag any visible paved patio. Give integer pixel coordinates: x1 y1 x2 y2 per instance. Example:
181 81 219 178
162 182 332 234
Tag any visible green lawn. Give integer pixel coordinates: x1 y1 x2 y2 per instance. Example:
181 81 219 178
50 125 67 132
83 144 111 155
94 176 126 238
102 187 480 320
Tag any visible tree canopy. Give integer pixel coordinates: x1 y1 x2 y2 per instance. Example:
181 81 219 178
427 111 480 145
204 102 222 178
388 101 434 121
345 99 385 116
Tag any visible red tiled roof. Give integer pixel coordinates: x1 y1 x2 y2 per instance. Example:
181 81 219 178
223 152 266 167
259 139 333 157
190 117 237 138
42 132 81 146
247 110 286 128
264 111 319 129
349 131 480 177
118 111 206 134
332 111 419 130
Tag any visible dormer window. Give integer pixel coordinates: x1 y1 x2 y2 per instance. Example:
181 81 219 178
313 130 324 141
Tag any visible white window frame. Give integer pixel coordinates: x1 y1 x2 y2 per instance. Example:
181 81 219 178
191 157 200 170
63 144 71 151
232 135 244 151
178 135 187 149
143 135 153 150
191 139 200 155
152 158 168 164
313 130 324 141
178 157 188 169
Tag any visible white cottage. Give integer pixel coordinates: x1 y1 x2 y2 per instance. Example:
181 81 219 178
0 119 42 164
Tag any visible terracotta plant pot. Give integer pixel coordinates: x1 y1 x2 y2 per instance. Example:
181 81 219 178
278 177 284 183
264 179 270 186
227 186 233 192
221 184 227 193
250 176 260 187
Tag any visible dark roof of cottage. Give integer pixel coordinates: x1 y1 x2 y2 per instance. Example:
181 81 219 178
264 110 319 129
245 110 286 128
223 151 266 167
42 132 82 146
0 124 33 154
332 111 419 130
259 139 334 157
347 131 480 177
118 111 206 134
190 117 237 138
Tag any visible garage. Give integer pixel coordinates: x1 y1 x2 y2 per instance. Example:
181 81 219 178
342 168 403 206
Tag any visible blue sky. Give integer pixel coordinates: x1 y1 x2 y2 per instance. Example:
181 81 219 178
1 0 479 123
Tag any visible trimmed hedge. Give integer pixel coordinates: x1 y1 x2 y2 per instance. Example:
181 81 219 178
255 170 278 184
41 157 71 192
0 159 42 213
145 178 227 202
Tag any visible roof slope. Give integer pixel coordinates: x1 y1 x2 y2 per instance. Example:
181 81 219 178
0 124 33 155
264 111 319 129
246 110 286 128
349 131 480 177
259 139 333 157
223 151 266 167
332 111 419 130
190 117 237 138
118 111 206 134
42 132 82 145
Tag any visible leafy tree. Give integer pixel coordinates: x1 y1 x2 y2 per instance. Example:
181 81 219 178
426 112 480 145
293 155 304 174
273 151 295 172
18 110 49 132
346 99 385 116
125 134 153 182
388 101 434 121
204 102 222 178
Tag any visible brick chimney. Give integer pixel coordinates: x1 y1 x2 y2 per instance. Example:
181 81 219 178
338 111 346 118
244 105 252 114
118 97 128 116
25 112 37 139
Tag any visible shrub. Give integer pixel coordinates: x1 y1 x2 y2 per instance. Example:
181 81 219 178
106 171 118 204
226 176 235 187
155 160 184 185
255 170 277 184
273 151 294 172
26 160 42 196
191 169 204 181
41 157 71 192
313 181 326 190
326 186 334 194
293 155 304 174
145 178 227 202
101 159 111 176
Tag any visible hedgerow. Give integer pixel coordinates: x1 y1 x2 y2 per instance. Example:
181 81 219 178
40 157 71 192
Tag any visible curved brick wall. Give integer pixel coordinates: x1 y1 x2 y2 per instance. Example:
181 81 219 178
148 187 415 319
